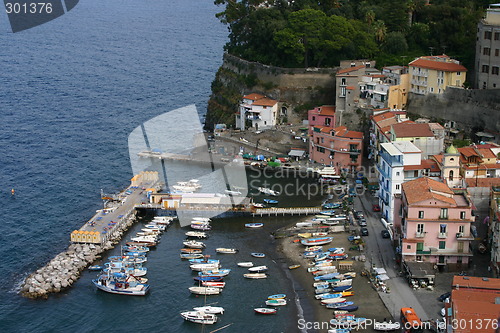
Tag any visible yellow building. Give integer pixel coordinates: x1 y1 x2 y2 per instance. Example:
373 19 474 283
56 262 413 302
387 73 409 110
409 55 467 95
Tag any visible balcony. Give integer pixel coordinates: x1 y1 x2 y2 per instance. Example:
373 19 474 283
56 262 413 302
416 249 431 255
456 233 475 241
438 232 448 239
415 232 426 238
247 115 261 120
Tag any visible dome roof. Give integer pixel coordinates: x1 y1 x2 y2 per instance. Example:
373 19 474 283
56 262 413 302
446 144 458 154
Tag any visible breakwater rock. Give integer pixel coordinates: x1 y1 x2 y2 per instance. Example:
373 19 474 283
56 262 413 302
20 214 137 299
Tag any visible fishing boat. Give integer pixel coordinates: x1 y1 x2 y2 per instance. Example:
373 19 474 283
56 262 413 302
126 241 156 248
313 282 330 289
300 237 334 246
185 231 207 238
315 293 344 300
315 288 331 295
296 222 313 228
248 265 268 272
237 262 253 267
318 291 354 299
332 285 353 292
265 299 287 306
130 236 159 243
305 246 323 252
254 308 277 315
108 255 147 264
180 253 205 260
183 240 205 249
243 273 267 279
88 265 103 271
215 248 238 254
373 321 401 331
245 223 264 228
180 311 217 324
257 187 280 196
331 279 353 287
180 248 203 254
103 263 148 277
322 220 341 226
92 272 150 296
251 252 265 258
314 272 340 281
201 281 226 288
193 306 225 314
198 269 231 277
189 263 221 271
334 305 358 312
121 245 149 253
188 286 221 295
268 294 286 300
319 210 336 216
189 258 219 264
298 233 313 239
328 247 345 254
263 199 278 204
193 276 224 282
288 264 301 270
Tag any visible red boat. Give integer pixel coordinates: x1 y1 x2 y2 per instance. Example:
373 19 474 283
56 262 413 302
201 281 226 288
254 308 277 315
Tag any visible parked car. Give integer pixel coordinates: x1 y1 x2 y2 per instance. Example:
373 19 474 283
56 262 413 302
353 211 364 219
437 291 451 302
360 227 369 236
372 204 381 212
359 218 367 227
381 230 390 238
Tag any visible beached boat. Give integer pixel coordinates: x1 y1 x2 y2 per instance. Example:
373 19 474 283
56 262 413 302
319 210 336 216
265 299 287 306
180 311 217 325
296 222 313 228
332 285 353 292
315 288 332 295
180 253 205 260
331 279 353 287
312 232 329 237
188 286 221 295
252 203 265 208
288 264 301 270
314 272 340 281
185 231 207 238
335 305 358 312
193 306 225 315
248 265 268 272
258 187 280 196
318 292 354 299
374 321 401 331
320 298 346 305
298 233 313 239
305 246 323 252
313 282 330 289
243 273 267 279
251 252 265 258
263 199 278 204
183 240 205 249
315 293 344 300
300 237 334 246
215 248 238 254
268 294 286 300
322 220 341 226
237 262 254 267
92 272 149 296
328 247 345 254
245 223 264 228
254 308 277 315
180 248 203 254
201 281 225 288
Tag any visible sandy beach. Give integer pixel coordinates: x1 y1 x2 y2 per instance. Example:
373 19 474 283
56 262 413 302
276 220 392 333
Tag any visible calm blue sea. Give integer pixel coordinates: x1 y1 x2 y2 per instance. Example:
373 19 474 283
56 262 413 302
0 1 318 332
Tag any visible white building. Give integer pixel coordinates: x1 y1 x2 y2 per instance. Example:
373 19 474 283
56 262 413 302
236 93 278 130
378 141 422 223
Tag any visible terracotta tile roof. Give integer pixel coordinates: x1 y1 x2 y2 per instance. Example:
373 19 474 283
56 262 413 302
317 106 335 116
372 111 397 123
421 159 440 172
477 143 500 148
243 93 265 101
402 177 455 205
482 163 500 169
403 164 425 171
409 57 467 72
466 178 500 188
252 97 278 107
337 65 365 74
432 154 444 165
458 147 479 158
333 126 363 139
392 123 434 138
452 275 500 290
477 148 496 159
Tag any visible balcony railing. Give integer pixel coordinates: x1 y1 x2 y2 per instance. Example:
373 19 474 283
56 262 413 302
415 232 425 238
456 233 475 241
416 249 431 255
438 232 448 239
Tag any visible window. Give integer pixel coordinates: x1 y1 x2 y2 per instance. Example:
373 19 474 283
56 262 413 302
340 87 346 97
439 241 446 249
317 138 320 144
485 31 492 39
484 47 491 56
320 138 324 143
482 65 490 73
496 49 499 57
449 170 454 182
316 146 325 153
440 208 448 219
312 116 316 121
407 245 411 250
396 184 400 190
341 78 346 86
396 172 400 176
459 225 465 233
493 67 499 75
418 211 424 219
495 32 500 40
325 118 331 126
440 224 447 234
460 211 466 219
417 223 424 233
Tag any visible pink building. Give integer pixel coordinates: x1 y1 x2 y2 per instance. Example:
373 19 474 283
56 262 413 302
307 106 336 136
309 126 363 172
397 177 474 271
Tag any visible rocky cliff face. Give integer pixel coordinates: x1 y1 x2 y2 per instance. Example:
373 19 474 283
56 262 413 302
205 53 338 129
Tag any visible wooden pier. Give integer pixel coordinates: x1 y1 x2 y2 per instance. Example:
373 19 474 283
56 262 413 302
252 207 321 217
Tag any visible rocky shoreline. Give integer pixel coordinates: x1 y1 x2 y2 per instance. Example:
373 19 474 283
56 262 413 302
20 213 139 299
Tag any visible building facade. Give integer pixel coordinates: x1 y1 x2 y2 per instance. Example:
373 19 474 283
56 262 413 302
475 4 500 89
236 93 278 130
307 106 336 137
390 122 445 158
398 177 474 271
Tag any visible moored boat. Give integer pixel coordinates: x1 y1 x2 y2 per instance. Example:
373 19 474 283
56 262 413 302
257 187 280 196
288 264 301 270
88 265 103 271
248 265 268 272
251 252 265 258
180 311 217 324
243 273 267 279
237 262 254 267
185 231 207 238
193 306 225 315
268 293 286 300
215 248 238 254
188 286 221 295
180 248 203 254
190 263 221 271
265 298 287 306
254 308 277 315
183 240 205 249
263 199 278 204
201 281 226 288
245 223 264 228
92 272 149 296
126 241 156 248
180 253 205 260
193 276 224 282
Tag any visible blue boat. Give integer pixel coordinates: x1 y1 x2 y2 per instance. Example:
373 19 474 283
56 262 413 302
268 293 286 300
323 202 342 209
263 199 278 204
245 223 264 228
251 252 266 258
319 210 336 216
188 258 219 264
326 301 355 309
198 269 231 277
336 305 358 312
314 272 340 281
193 276 224 282
332 285 352 292
300 237 334 246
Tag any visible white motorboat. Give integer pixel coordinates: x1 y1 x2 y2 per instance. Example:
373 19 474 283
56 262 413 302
188 286 221 295
225 190 242 195
180 311 217 324
92 272 149 296
237 262 253 267
257 187 280 196
248 265 268 272
193 306 225 314
215 248 238 254
265 298 287 306
185 231 207 238
192 217 211 222
190 263 221 271
183 240 205 249
243 273 267 279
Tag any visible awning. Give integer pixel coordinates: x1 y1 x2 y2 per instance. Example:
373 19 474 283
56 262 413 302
289 149 306 157
376 274 390 281
374 267 387 275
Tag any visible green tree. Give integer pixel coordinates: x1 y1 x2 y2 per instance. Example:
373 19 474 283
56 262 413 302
383 32 409 55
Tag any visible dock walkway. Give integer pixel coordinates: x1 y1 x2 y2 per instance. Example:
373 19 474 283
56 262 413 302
252 207 321 216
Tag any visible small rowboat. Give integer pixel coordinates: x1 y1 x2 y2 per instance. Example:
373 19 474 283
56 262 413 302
243 273 267 279
180 253 204 260
300 237 334 246
88 265 103 271
237 262 253 267
180 248 203 254
245 223 264 228
263 199 278 204
216 248 238 254
193 276 224 282
268 294 286 300
248 265 268 272
126 241 156 248
251 253 265 258
201 281 226 288
288 264 301 270
332 285 352 292
265 299 287 306
254 308 277 315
